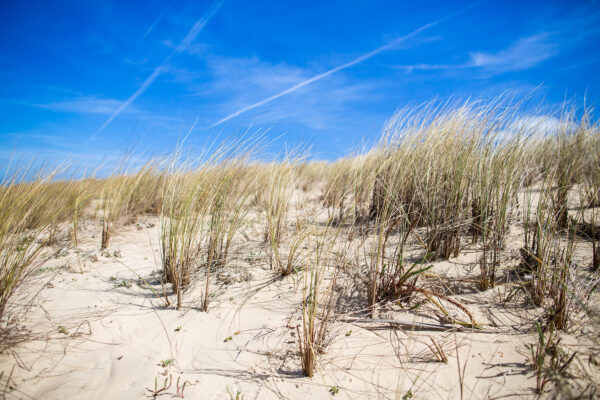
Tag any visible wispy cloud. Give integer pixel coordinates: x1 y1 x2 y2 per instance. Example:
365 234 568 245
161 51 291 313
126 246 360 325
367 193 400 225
206 2 479 129
38 96 140 114
469 33 557 73
394 8 600 76
393 33 558 74
167 55 371 130
202 56 305 95
392 63 467 72
560 57 600 72
93 0 225 138
4 94 191 131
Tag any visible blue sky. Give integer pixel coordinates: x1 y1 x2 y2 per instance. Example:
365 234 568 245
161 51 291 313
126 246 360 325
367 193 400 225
1 0 599 168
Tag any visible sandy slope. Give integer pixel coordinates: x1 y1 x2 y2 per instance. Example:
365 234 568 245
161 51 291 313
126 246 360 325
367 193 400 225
1 202 597 399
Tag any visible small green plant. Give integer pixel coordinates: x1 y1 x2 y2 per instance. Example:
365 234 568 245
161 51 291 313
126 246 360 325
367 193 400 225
226 386 242 400
160 358 173 368
175 376 190 398
529 322 577 393
147 375 172 399
329 385 339 395
58 325 67 335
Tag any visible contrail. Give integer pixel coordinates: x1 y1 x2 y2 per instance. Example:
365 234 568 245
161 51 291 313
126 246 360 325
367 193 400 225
142 4 171 39
176 1 224 53
95 67 164 135
93 0 225 138
207 3 478 129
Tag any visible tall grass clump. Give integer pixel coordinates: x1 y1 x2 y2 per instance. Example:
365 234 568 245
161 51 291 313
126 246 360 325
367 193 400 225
203 159 256 310
100 160 161 249
0 167 63 325
322 159 352 224
346 107 486 320
353 98 599 324
258 156 303 276
323 154 376 226
127 163 166 217
360 146 421 311
160 154 216 309
298 218 343 377
551 110 587 229
296 160 328 193
578 123 600 271
519 109 597 329
585 154 600 271
472 123 525 290
65 178 96 247
521 175 561 307
370 103 483 262
161 139 258 310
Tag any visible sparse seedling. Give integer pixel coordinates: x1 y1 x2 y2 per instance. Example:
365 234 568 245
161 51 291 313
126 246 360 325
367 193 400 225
147 375 172 399
226 387 242 400
175 376 190 398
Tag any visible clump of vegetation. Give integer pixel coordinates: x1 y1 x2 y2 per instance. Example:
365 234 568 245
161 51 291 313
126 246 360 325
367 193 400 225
100 160 162 249
258 157 300 276
204 159 255 309
0 166 64 328
298 218 343 377
160 153 218 309
160 140 258 310
323 154 375 226
529 322 577 393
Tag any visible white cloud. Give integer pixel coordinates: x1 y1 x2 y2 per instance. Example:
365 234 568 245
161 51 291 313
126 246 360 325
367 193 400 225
486 114 580 144
205 56 305 95
468 33 557 73
509 114 577 137
393 33 558 75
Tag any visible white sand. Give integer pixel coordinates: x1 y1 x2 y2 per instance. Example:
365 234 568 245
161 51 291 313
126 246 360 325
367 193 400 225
1 202 597 399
